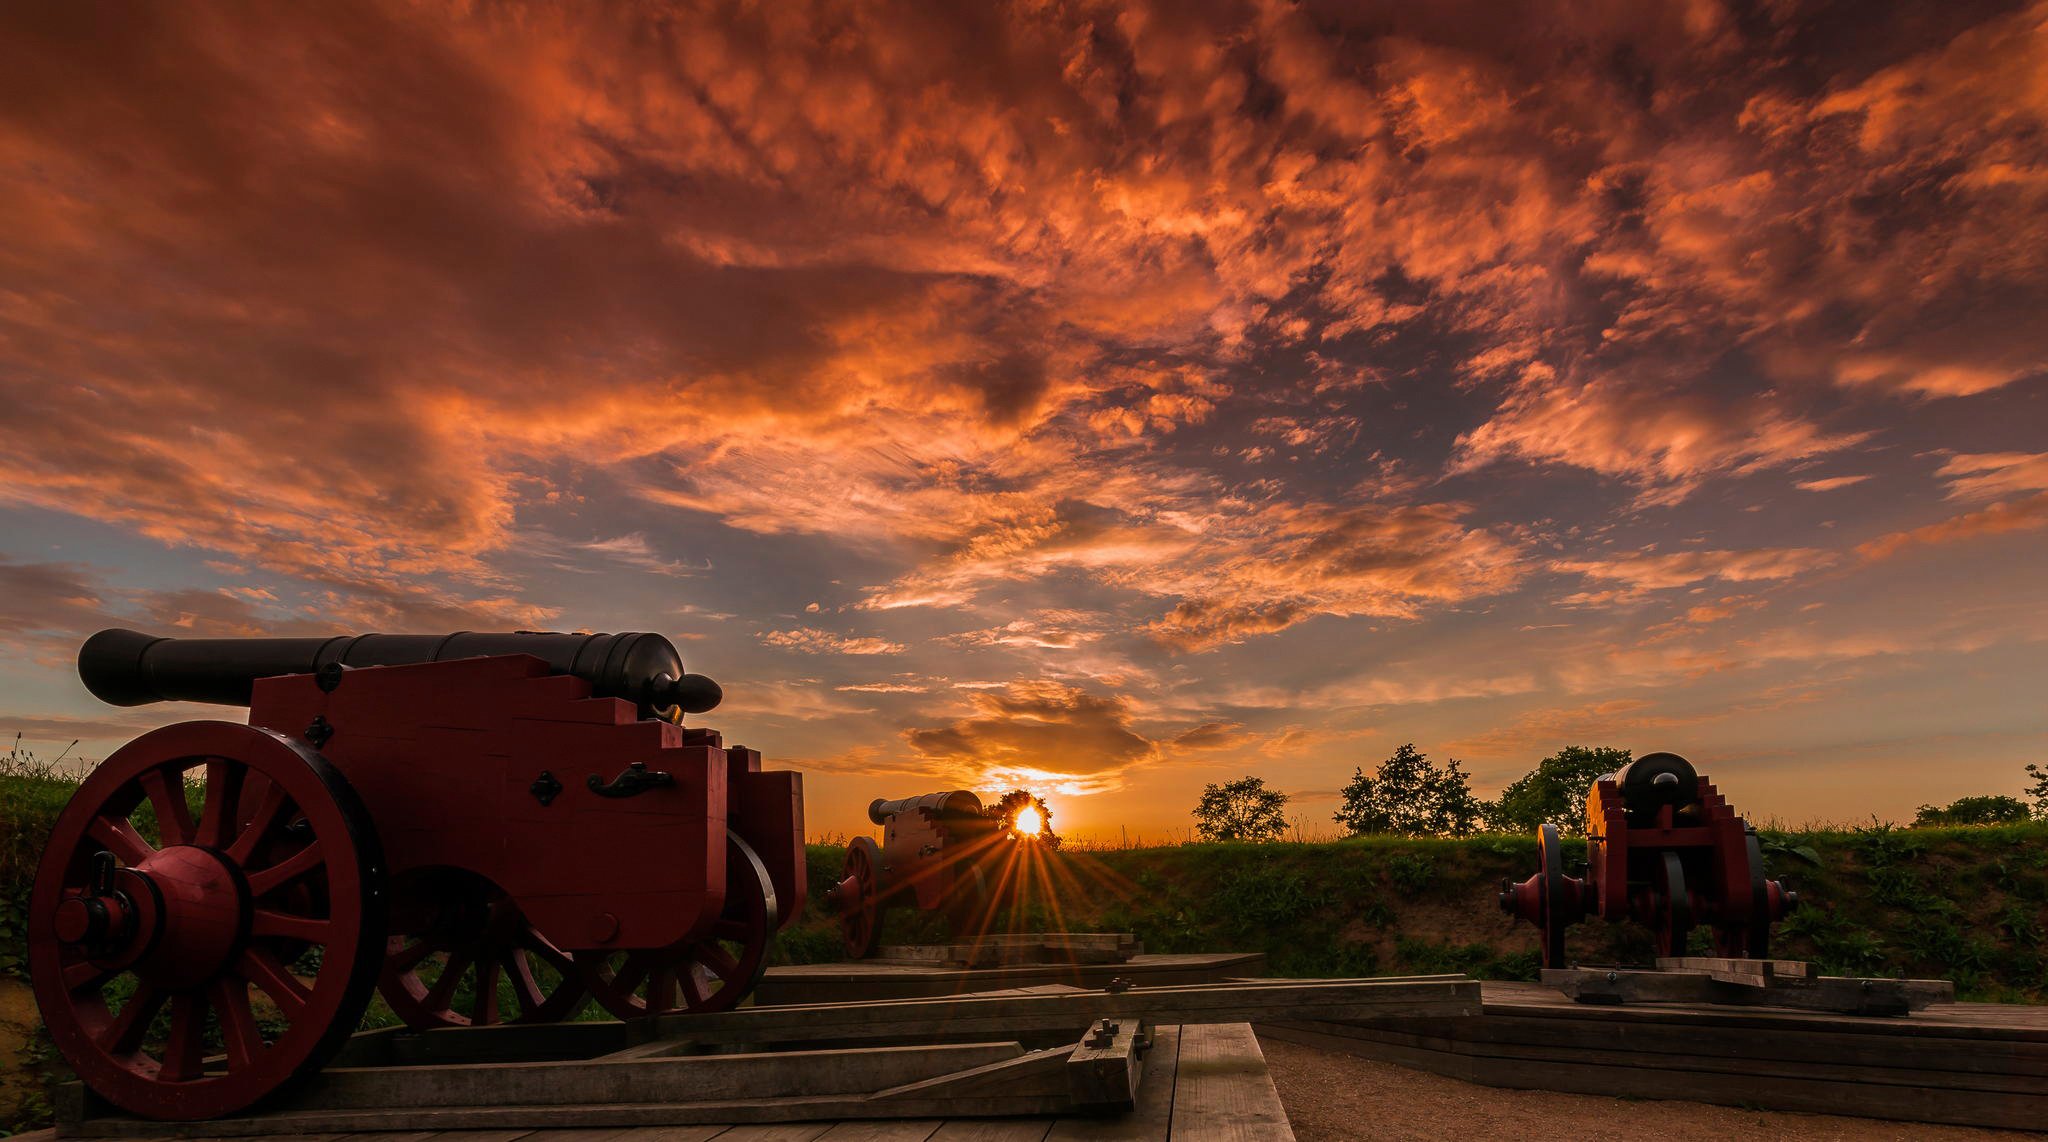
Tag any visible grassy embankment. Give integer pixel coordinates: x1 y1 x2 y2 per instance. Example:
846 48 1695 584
3 755 2045 1133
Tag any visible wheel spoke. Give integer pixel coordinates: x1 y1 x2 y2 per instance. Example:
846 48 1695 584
711 918 752 941
698 944 741 981
195 759 247 849
424 949 474 1012
646 965 678 1013
89 815 156 866
678 965 713 1010
225 779 293 865
519 931 575 974
96 980 165 1054
388 935 443 972
237 947 310 1019
473 957 501 1024
159 993 208 1082
608 957 650 1000
251 909 333 945
500 953 537 1016
137 768 194 846
211 979 264 1071
245 840 326 897
62 957 115 996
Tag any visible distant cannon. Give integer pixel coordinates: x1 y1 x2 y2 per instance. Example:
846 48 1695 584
1497 752 1798 967
823 790 1032 958
32 628 802 1121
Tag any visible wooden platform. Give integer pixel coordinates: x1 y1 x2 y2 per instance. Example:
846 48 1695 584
51 977 1479 1141
756 954 1267 1006
25 1024 1290 1142
1258 979 2048 1132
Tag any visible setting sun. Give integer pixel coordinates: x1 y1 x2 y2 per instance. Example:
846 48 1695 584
1012 805 1044 837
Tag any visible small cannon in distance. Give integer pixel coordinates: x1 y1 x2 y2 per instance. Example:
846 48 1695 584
1497 751 1798 968
33 628 805 1121
824 790 1052 958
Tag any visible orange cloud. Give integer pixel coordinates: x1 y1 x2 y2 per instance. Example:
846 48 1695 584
903 681 1158 790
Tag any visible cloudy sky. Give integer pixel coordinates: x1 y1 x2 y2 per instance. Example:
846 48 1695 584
3 0 2045 839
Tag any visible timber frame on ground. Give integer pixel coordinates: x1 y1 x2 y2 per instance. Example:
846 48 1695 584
47 977 1478 1142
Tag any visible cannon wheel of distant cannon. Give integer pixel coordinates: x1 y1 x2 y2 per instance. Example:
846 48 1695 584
28 722 385 1121
839 835 883 959
581 831 778 1018
1536 823 1569 969
379 874 588 1028
1655 850 1694 956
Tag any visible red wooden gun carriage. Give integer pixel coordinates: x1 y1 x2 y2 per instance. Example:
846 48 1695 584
1498 751 1797 967
824 791 1008 959
30 629 804 1120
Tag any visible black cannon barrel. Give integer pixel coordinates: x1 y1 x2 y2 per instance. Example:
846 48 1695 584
78 628 721 718
1602 751 1698 817
868 791 984 824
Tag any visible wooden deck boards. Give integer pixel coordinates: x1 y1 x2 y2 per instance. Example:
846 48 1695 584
31 1022 1293 1142
1256 979 2048 1132
756 955 1268 1006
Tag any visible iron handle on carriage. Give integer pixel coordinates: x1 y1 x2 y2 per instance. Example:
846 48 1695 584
587 761 675 798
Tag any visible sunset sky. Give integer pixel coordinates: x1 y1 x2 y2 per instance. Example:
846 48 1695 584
2 0 2045 840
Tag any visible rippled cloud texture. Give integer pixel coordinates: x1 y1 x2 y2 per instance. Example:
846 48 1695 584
3 0 2045 834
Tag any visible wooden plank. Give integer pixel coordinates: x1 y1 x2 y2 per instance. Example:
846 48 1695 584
652 978 1477 1046
520 1132 635 1142
1334 1008 2048 1077
1258 1019 2046 1094
1044 1024 1179 1142
67 1097 1071 1138
926 1122 1053 1142
1256 1021 2048 1132
709 1128 834 1142
284 1043 1025 1110
810 1122 942 1142
1170 1024 1291 1142
428 1132 541 1142
1065 1020 1143 1112
870 1047 1073 1102
1657 956 1812 984
608 1129 732 1142
1544 967 1953 1015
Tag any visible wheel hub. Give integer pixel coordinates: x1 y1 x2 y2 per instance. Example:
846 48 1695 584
61 846 247 991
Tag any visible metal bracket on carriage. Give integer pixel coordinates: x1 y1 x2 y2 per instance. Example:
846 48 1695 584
586 760 676 798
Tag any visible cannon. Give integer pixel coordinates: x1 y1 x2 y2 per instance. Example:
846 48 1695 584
823 790 1038 958
31 628 804 1120
1498 751 1796 968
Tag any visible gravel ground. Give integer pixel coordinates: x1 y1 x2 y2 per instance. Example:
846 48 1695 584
1258 1035 2040 1141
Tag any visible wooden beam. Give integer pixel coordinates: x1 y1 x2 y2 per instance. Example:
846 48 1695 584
1169 1025 1292 1142
651 977 1477 1046
1043 1025 1180 1142
281 1043 1026 1111
1065 1020 1144 1113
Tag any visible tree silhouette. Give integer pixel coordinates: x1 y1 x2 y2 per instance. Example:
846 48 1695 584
1334 743 1483 837
1192 776 1289 842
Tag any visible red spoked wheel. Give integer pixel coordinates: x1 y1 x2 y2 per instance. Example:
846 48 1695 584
582 831 778 1018
380 874 586 1028
28 722 384 1121
1536 823 1570 969
837 835 882 960
1654 850 1694 957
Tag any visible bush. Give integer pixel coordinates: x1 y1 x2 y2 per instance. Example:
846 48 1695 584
1 745 82 979
1914 795 2034 827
